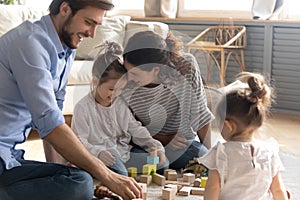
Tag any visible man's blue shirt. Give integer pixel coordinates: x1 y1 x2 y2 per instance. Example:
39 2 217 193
0 15 76 169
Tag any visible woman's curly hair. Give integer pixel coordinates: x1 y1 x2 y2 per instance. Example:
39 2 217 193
123 31 195 83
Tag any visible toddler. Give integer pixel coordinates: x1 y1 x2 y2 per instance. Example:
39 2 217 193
199 72 289 200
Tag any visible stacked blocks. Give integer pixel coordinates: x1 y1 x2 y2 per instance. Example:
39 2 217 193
147 147 159 164
143 148 159 175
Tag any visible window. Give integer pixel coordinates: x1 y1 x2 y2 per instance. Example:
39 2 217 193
287 0 300 19
183 0 252 11
106 0 144 17
178 0 253 19
178 0 300 20
22 0 300 20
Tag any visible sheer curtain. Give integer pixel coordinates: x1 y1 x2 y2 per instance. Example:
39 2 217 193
251 0 287 20
144 0 178 18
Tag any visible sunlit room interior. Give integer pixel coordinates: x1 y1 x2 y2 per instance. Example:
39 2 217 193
1 0 300 199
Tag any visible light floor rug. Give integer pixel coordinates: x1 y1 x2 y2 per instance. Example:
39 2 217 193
280 152 300 199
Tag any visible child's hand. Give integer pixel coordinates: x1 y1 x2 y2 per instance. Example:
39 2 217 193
157 151 167 167
98 150 116 166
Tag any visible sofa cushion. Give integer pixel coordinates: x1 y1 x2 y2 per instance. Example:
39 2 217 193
68 60 94 85
75 15 131 60
123 20 169 47
0 5 45 37
63 85 90 114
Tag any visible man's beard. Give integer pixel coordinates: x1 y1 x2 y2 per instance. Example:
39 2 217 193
61 16 76 49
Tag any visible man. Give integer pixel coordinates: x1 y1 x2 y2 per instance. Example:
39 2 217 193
0 0 142 199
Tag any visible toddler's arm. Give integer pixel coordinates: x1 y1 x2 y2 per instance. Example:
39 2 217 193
204 169 220 200
270 172 289 200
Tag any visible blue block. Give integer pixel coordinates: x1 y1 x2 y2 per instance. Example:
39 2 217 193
147 156 159 164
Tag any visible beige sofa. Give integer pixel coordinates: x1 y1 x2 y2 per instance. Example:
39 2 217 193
0 4 169 117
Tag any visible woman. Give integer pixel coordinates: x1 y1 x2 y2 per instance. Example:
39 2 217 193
121 31 214 171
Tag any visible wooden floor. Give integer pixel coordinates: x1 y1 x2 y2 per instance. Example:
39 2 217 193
17 112 300 199
264 112 300 155
18 112 300 160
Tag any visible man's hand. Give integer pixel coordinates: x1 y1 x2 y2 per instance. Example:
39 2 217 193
98 150 115 166
105 172 143 200
44 124 142 200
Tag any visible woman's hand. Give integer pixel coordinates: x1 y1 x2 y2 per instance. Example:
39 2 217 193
98 150 115 166
168 134 188 150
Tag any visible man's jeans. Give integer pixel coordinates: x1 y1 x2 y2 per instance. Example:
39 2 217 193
0 159 93 200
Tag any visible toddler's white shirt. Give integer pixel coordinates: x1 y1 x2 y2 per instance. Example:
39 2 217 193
198 138 284 200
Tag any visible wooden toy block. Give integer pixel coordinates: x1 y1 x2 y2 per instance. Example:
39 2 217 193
165 180 191 186
193 178 201 187
176 184 183 191
164 184 178 192
164 169 176 179
162 188 174 200
167 171 178 181
138 183 147 192
152 173 165 186
140 174 152 186
127 167 137 178
178 186 192 196
177 186 204 196
138 183 147 200
146 156 159 164
191 187 205 195
164 182 183 191
142 164 156 175
183 173 195 183
200 177 208 188
162 185 177 200
174 184 183 191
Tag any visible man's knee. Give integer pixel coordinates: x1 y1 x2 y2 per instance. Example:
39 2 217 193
67 169 94 200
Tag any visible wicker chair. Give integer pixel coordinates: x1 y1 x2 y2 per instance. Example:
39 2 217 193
187 25 247 85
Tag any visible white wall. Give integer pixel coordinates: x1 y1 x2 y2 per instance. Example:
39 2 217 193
23 0 51 11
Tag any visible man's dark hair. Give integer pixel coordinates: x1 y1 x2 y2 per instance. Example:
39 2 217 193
49 0 114 15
